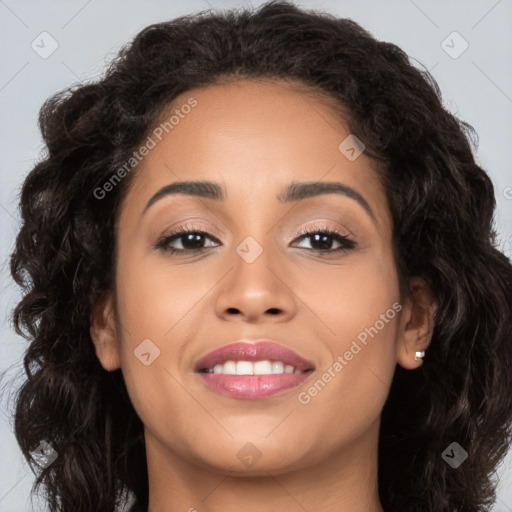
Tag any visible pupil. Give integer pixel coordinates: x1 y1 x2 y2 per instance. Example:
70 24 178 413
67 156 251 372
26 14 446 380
312 233 332 250
184 233 204 249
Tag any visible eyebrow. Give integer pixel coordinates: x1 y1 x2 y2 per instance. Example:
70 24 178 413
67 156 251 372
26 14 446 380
142 180 376 223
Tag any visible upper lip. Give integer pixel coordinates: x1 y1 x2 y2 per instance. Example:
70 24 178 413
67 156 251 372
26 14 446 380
194 339 315 372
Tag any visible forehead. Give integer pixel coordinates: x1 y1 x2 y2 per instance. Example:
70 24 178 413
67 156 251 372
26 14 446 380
120 79 390 232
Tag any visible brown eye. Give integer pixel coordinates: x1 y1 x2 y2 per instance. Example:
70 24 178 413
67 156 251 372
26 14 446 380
155 226 220 254
293 226 356 253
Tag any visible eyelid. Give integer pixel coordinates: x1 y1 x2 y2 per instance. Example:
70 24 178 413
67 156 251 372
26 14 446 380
291 221 353 239
157 220 354 243
156 219 222 240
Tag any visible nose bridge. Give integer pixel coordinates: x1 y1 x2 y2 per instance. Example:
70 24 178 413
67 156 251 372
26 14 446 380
214 231 297 322
231 232 280 295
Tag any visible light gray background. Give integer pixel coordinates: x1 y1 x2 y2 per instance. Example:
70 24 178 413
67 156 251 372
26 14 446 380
1 1 511 510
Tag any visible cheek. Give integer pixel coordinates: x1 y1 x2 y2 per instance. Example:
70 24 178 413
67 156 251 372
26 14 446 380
112 250 216 437
291 240 401 346
293 325 398 460
115 247 210 343
294 245 400 426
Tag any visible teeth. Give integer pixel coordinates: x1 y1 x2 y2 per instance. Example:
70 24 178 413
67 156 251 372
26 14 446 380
271 361 284 374
254 360 272 375
223 361 237 374
208 360 302 375
236 361 253 375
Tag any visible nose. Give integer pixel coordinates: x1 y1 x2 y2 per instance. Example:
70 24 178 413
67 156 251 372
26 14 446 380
214 239 297 324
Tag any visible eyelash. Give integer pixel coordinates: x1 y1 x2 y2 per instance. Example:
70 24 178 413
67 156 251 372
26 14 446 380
154 223 357 256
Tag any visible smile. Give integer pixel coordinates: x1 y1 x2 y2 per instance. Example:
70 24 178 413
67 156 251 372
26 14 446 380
195 340 315 399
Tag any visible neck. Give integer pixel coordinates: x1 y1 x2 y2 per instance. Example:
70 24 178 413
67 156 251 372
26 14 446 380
145 421 384 512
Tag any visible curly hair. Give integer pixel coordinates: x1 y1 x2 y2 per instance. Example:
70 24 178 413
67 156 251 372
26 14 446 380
7 1 512 511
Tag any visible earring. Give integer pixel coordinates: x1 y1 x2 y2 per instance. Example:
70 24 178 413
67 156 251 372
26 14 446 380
414 350 425 361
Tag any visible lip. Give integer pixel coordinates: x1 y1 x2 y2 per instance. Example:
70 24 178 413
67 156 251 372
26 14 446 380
195 340 315 372
194 339 315 400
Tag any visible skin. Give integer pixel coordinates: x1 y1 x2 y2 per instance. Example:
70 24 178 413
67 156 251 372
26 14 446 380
91 79 437 512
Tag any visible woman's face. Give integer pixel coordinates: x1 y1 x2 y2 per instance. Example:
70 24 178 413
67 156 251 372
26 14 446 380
97 79 409 475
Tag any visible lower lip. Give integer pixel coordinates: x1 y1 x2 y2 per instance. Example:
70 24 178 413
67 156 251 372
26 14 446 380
198 372 313 399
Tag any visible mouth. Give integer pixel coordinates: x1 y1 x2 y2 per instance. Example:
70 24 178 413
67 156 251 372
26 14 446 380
194 340 315 399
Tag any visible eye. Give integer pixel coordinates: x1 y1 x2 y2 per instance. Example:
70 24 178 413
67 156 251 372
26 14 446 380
154 224 357 255
292 226 356 253
155 225 220 254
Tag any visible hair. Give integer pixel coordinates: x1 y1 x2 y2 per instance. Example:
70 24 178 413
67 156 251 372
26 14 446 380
6 1 512 511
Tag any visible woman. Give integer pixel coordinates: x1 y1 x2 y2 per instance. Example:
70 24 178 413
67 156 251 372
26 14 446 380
9 1 512 511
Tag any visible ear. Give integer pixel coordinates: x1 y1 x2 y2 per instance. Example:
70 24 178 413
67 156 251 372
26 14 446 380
396 276 438 370
90 292 121 371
